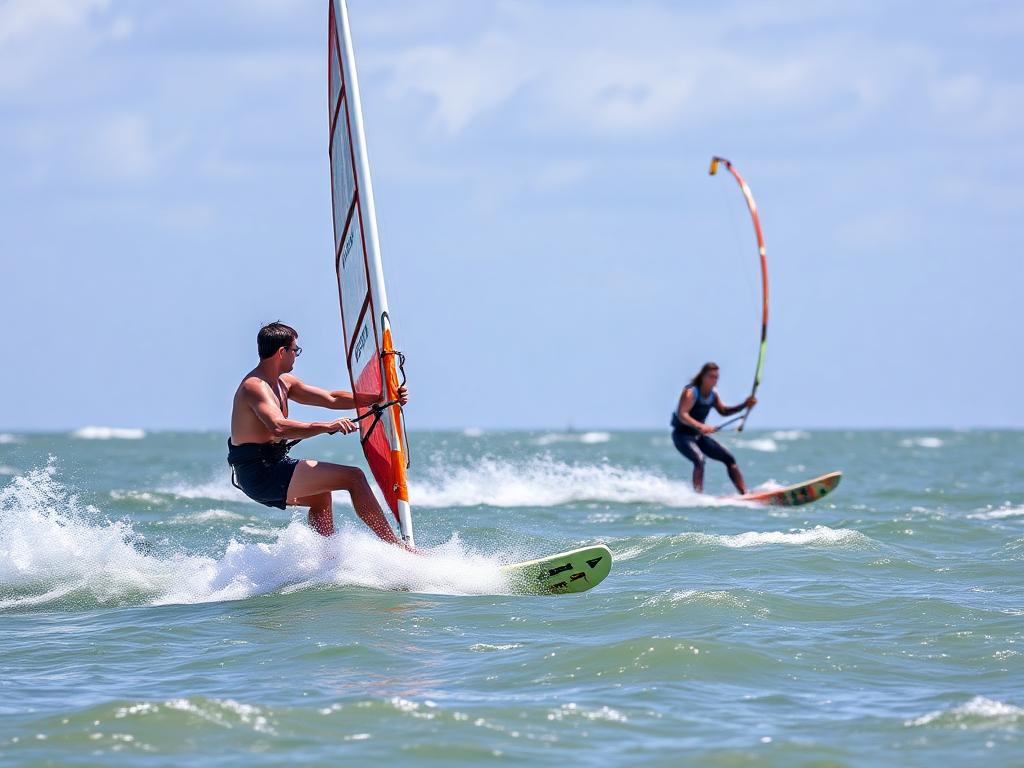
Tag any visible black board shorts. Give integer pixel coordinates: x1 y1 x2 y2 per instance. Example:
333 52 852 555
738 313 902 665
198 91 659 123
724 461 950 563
227 439 299 510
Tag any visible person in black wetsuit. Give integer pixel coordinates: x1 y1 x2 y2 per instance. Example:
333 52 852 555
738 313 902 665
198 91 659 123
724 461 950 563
672 362 756 494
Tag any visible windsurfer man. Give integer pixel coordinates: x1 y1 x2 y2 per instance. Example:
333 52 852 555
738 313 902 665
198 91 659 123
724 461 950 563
672 362 756 494
228 322 408 543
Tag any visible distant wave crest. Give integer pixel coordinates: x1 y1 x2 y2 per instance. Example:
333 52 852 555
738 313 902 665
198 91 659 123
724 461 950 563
677 525 871 550
71 426 146 440
968 505 1024 521
411 457 730 508
900 436 944 449
533 431 611 446
906 696 1024 728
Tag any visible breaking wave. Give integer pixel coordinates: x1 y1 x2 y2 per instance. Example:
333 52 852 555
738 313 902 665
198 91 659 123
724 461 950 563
905 696 1024 728
410 457 733 508
0 463 531 610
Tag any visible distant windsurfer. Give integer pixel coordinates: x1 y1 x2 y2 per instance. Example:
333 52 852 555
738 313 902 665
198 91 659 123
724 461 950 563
672 362 756 494
228 322 408 544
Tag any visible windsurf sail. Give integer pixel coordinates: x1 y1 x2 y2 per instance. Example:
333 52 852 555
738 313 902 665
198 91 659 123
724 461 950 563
328 0 413 544
709 156 768 432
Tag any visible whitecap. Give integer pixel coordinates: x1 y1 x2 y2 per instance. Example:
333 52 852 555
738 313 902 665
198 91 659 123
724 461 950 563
899 436 944 449
462 427 484 437
0 466 17 476
0 434 20 444
239 525 281 537
968 506 1024 521
906 696 1024 728
161 476 357 509
160 477 250 503
410 457 733 508
110 490 166 505
71 426 146 440
770 430 809 441
168 509 246 524
533 432 611 446
683 525 870 549
548 703 627 723
734 438 779 452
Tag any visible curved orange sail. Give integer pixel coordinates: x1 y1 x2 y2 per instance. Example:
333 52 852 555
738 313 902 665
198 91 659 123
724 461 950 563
327 0 412 544
709 156 769 432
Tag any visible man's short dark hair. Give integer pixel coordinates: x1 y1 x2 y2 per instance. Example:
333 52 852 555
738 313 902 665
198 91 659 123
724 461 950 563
257 322 298 359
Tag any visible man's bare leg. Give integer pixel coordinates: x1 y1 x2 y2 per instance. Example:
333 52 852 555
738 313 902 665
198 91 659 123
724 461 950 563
291 491 334 536
287 460 399 543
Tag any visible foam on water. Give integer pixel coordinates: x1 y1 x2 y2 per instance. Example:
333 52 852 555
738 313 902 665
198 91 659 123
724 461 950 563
770 430 809 441
734 438 779 452
0 433 20 444
679 525 871 549
168 509 247 524
160 474 361 510
0 464 515 609
160 475 250 503
0 466 17 476
110 490 167 505
411 457 730 508
900 436 944 449
533 431 611 446
967 505 1024 521
71 426 146 440
906 696 1024 728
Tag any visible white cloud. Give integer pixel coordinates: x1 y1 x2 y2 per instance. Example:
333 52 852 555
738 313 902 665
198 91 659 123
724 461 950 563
374 1 1022 142
384 34 535 134
0 0 108 46
0 0 130 92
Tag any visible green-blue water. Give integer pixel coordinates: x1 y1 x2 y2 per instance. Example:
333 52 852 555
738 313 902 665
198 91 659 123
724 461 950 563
1 429 1022 766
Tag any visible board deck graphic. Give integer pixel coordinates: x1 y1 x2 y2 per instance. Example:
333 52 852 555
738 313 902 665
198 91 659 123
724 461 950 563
500 545 612 595
733 471 843 507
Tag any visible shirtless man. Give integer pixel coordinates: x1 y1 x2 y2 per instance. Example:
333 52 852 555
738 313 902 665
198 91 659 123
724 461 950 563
228 321 408 543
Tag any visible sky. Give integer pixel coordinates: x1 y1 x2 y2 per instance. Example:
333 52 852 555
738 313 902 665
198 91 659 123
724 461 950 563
1 0 1022 431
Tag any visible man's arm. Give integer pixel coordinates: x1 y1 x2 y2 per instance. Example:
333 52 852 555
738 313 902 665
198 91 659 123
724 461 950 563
244 379 357 438
283 374 409 410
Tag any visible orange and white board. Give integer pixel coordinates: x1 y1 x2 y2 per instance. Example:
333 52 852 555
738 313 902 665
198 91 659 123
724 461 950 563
733 471 843 507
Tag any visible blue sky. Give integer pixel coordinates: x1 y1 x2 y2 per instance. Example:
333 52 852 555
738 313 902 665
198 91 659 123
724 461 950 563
1 0 1022 431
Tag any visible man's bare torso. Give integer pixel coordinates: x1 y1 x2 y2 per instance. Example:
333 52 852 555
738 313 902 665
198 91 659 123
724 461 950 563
231 370 290 445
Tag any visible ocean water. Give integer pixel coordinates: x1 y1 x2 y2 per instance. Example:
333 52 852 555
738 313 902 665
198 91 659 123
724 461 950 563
1 429 1022 766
